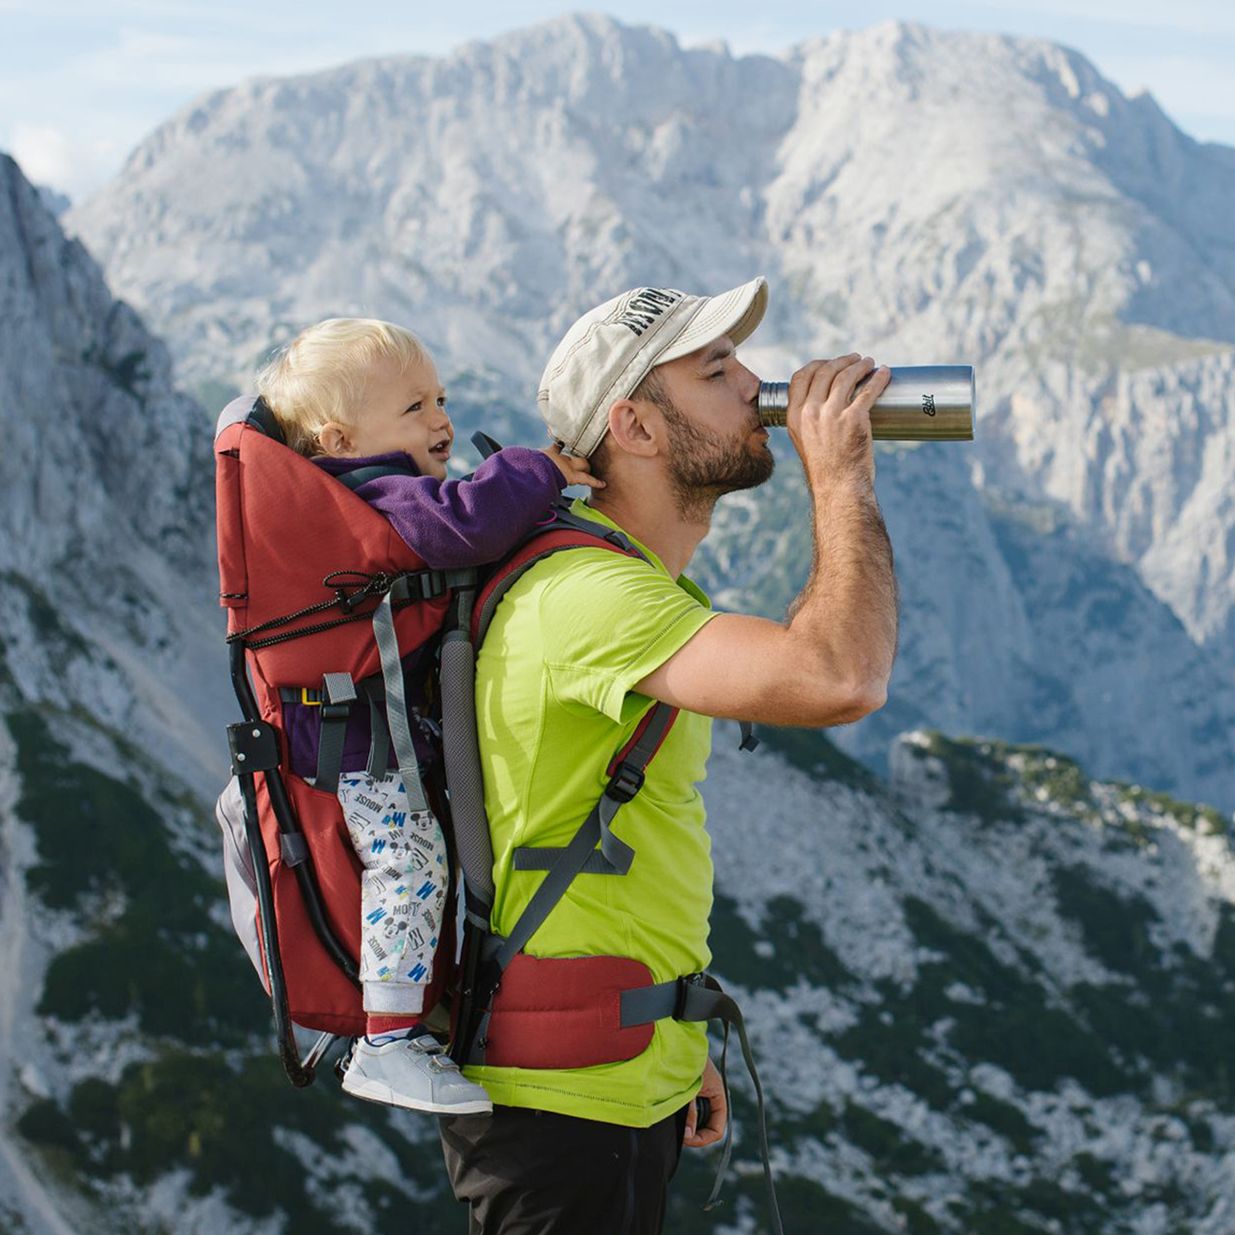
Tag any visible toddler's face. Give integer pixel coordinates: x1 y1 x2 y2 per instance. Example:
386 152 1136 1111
344 353 454 479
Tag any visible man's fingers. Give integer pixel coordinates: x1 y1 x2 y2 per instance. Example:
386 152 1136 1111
790 354 858 408
829 355 878 407
850 363 892 408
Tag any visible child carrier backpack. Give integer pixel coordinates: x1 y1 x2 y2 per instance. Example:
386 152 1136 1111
213 397 782 1232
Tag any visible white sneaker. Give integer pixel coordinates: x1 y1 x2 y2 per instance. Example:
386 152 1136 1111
341 1033 493 1115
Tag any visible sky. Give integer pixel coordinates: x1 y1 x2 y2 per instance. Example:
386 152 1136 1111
3 0 1233 202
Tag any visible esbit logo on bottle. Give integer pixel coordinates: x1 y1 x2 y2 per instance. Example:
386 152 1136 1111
922 393 937 417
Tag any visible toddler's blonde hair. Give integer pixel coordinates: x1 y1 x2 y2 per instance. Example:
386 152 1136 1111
256 318 432 456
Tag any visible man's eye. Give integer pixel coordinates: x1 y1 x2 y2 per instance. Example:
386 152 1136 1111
708 371 725 380
437 396 447 407
405 402 422 414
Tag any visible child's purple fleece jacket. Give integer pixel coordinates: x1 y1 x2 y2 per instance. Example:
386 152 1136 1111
282 445 566 781
312 445 566 568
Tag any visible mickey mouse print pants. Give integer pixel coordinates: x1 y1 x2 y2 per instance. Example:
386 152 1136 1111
337 771 448 1015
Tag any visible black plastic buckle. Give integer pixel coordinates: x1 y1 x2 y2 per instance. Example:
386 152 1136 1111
674 972 706 1019
606 760 645 803
321 673 357 719
390 569 449 605
227 721 280 775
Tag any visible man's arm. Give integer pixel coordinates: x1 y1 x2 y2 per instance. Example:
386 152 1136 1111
634 356 898 728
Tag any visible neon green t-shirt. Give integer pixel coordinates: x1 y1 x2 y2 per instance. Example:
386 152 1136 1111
465 499 718 1126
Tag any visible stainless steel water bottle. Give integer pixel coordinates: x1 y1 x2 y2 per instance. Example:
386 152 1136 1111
757 365 975 441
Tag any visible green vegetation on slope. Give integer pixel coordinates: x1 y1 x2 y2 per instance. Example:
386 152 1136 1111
7 707 454 1230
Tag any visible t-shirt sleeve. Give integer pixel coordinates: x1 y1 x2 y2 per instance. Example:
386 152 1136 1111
536 548 717 723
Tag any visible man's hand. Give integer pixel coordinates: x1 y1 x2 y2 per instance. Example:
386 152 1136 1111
786 354 891 490
542 443 605 489
683 1056 727 1148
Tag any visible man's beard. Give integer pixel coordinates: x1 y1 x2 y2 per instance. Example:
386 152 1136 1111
661 399 775 522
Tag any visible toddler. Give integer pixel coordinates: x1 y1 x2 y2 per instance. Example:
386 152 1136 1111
256 318 598 1114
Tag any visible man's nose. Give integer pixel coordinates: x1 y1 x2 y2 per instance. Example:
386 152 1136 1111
736 362 761 404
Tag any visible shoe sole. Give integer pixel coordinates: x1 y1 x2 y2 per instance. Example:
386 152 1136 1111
341 1074 493 1115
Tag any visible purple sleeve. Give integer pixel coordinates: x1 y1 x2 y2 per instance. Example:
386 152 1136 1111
353 446 566 568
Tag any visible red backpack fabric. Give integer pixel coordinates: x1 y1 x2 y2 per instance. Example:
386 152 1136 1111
216 400 453 1036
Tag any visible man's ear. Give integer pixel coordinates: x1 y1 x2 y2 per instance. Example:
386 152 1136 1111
606 398 661 458
316 422 353 456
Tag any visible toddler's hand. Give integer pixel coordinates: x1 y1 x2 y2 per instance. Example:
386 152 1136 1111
542 444 605 489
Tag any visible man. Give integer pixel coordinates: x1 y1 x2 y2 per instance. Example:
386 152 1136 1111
439 277 898 1233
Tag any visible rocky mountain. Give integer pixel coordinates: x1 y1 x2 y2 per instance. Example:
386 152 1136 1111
2 19 1234 1233
8 684 1235 1233
0 150 236 1227
0 153 226 797
699 440 1235 813
65 14 1235 812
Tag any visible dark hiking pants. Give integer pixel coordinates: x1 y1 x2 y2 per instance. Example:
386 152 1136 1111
438 1104 689 1234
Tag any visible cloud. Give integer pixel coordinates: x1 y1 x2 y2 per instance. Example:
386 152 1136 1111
6 124 127 201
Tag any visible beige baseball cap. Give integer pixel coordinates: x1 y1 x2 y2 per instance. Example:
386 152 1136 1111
538 276 769 458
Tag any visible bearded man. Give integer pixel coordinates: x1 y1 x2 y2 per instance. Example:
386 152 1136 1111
438 277 899 1234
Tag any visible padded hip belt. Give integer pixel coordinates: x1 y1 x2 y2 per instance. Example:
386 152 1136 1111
481 954 659 1068
476 955 725 1070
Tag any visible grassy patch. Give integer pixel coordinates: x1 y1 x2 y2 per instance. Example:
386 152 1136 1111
832 984 959 1110
7 708 267 1047
903 897 1129 1096
1052 873 1235 1100
667 1159 888 1235
1013 749 1094 812
1072 1151 1116 1195
841 1102 946 1176
964 1091 1038 1155
1051 865 1158 974
915 733 1025 824
17 1049 453 1234
0 572 92 660
960 1173 1108 1235
892 1195 944 1235
1113 782 1228 837
828 888 1149 1103
754 725 881 793
709 892 854 994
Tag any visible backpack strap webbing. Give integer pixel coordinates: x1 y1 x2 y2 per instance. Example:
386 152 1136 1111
315 672 358 793
508 700 686 874
335 460 419 491
493 701 678 970
372 588 430 813
470 507 643 647
280 675 396 784
462 701 677 1064
442 512 653 917
620 972 782 1233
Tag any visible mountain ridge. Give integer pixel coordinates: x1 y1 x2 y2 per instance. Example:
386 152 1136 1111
62 16 1235 735
1 31 1233 1231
